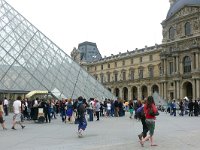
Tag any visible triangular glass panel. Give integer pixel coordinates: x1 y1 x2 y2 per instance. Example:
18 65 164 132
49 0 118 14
0 0 115 100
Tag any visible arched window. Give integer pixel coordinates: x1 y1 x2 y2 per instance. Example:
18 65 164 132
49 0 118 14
185 22 191 36
183 56 191 73
169 27 175 40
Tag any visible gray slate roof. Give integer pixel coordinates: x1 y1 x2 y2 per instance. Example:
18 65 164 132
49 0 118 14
167 0 200 19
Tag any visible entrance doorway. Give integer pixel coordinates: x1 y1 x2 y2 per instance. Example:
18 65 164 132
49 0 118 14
123 87 128 101
141 85 148 100
183 82 193 100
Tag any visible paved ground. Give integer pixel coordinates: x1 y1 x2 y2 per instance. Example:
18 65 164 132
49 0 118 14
0 112 200 150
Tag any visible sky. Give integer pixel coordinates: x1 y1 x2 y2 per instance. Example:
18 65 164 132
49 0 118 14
6 0 170 57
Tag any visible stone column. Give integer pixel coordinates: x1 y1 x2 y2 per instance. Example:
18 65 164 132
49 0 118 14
176 56 179 73
162 83 165 99
163 82 166 99
192 79 196 100
196 79 200 99
160 82 163 98
120 88 123 99
176 81 180 100
164 59 167 75
165 82 168 100
128 87 132 100
192 53 196 71
137 85 141 100
196 53 199 71
173 57 176 73
174 81 177 99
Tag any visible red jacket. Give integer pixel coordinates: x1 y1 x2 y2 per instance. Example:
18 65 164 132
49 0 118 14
144 103 157 119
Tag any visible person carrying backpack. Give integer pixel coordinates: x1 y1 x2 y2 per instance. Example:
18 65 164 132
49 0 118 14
140 96 159 147
76 96 87 137
136 100 148 140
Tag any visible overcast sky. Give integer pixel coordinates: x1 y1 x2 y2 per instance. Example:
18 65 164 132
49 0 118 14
6 0 170 57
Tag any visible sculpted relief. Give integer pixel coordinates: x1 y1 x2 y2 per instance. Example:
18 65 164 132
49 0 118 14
193 19 200 30
176 23 182 35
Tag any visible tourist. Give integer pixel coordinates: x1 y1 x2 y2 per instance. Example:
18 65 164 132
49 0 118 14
106 100 111 117
136 100 148 140
0 100 7 130
77 96 87 137
66 99 73 123
129 99 134 119
95 100 100 121
11 96 25 130
188 100 194 116
140 96 158 147
194 100 199 116
3 97 9 116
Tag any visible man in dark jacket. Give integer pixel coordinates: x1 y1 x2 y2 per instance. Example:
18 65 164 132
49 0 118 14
136 102 148 140
77 96 87 137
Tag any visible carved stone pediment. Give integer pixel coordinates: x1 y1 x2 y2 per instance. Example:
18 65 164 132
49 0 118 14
173 6 200 20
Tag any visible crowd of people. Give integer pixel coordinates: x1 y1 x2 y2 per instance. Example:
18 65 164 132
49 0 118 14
0 96 129 136
1 94 200 147
166 99 200 117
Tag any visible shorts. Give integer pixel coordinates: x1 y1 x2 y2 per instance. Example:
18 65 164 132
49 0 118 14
13 113 21 122
145 119 155 136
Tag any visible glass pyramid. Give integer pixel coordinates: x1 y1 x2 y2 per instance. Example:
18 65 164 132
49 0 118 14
0 0 115 100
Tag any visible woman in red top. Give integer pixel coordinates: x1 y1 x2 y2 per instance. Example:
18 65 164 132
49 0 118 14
140 96 158 147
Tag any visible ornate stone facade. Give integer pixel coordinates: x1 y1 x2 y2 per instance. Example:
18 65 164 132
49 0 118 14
75 1 200 101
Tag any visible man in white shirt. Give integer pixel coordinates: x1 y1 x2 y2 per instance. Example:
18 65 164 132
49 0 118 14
3 97 9 116
12 96 25 130
95 100 100 121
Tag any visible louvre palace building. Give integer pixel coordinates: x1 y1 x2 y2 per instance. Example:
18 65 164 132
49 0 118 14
72 0 200 101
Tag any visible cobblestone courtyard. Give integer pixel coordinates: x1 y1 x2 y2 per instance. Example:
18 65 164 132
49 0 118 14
0 112 200 150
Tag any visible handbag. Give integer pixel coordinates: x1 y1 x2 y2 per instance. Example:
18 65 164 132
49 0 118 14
149 107 159 116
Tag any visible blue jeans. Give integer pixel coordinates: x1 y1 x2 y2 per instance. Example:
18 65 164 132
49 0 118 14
78 117 87 131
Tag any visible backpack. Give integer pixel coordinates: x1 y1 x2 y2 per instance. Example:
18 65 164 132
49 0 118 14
136 106 145 119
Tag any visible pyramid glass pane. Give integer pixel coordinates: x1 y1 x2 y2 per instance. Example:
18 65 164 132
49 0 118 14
0 0 115 100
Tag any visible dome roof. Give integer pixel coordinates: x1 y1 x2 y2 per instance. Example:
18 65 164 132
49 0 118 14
167 0 200 19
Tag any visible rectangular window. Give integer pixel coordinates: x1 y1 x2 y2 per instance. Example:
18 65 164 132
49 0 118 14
149 67 154 77
140 57 142 63
159 66 162 76
101 64 103 70
130 70 134 80
107 74 110 82
122 72 126 80
169 62 173 75
139 69 143 79
131 58 134 64
115 73 118 82
108 63 110 68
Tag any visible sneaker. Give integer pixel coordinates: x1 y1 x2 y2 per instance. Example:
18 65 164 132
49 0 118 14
21 125 25 129
78 129 83 137
11 126 16 130
3 128 7 130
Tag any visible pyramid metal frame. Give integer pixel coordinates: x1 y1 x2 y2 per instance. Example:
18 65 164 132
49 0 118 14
0 0 115 100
